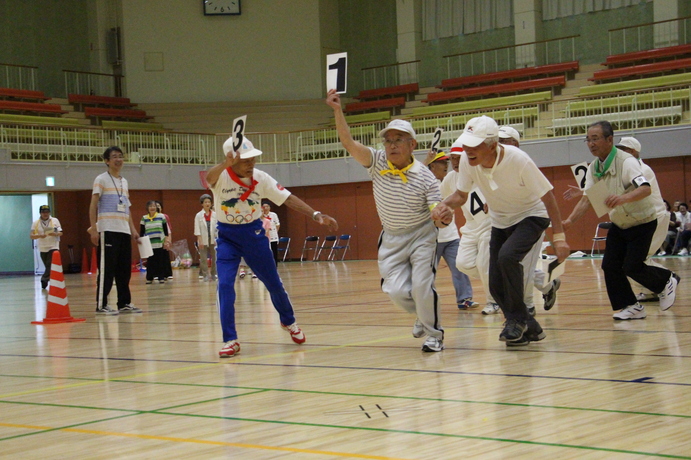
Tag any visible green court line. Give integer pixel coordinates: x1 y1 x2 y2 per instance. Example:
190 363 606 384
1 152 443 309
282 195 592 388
0 382 688 458
153 389 270 411
2 374 691 420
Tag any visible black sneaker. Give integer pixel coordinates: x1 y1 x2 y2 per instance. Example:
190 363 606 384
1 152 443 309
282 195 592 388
499 319 527 342
507 318 546 347
543 278 561 310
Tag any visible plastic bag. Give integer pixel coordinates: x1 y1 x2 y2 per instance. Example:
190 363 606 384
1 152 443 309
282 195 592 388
170 240 193 269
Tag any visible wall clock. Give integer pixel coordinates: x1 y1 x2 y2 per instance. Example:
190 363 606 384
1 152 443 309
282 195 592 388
203 0 241 16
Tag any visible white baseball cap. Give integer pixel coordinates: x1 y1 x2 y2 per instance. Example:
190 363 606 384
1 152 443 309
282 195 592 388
223 136 263 159
498 126 520 143
615 136 641 153
378 119 416 140
458 116 499 148
449 138 463 155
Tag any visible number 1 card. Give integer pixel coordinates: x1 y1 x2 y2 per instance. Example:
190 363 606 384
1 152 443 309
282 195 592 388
327 52 348 94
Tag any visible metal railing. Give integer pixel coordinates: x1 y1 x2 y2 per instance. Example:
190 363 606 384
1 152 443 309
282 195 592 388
63 70 124 98
361 60 420 91
2 85 690 165
609 16 691 55
0 63 39 91
443 36 579 79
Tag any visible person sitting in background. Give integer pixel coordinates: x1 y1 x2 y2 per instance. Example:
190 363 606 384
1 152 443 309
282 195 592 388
660 199 678 256
674 202 691 255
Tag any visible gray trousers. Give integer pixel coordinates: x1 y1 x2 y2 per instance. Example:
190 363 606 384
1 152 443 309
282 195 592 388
378 221 443 340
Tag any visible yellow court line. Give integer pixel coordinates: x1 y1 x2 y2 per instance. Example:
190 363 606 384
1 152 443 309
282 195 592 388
0 422 411 460
0 334 412 399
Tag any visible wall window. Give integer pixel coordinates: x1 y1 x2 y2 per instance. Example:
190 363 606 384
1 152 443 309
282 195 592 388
423 0 513 41
543 0 651 21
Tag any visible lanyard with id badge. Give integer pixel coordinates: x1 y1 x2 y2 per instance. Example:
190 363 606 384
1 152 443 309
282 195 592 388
109 172 127 212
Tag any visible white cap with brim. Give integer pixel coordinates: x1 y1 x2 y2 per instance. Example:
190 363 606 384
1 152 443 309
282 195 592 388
458 115 499 148
615 136 641 153
223 137 263 159
378 119 416 140
498 126 520 143
449 138 463 155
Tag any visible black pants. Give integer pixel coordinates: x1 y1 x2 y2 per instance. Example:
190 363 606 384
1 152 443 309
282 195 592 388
489 216 550 322
146 248 169 281
39 249 57 286
96 231 132 309
603 220 671 310
270 241 279 264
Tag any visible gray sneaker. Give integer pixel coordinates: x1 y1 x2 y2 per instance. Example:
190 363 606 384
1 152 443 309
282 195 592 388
482 303 500 315
422 336 444 352
96 305 119 316
499 319 527 342
527 305 536 317
119 304 143 314
543 278 561 310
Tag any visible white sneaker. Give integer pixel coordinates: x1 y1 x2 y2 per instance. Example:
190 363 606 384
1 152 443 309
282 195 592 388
482 303 500 315
412 319 425 338
613 303 646 320
679 248 688 256
281 322 306 344
658 250 666 256
422 336 444 352
659 273 679 311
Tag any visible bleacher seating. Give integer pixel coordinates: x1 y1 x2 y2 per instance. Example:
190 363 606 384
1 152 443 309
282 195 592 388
355 83 419 101
590 57 691 82
411 91 552 117
0 114 80 126
344 97 406 114
84 107 152 123
604 43 691 67
425 76 565 104
439 61 578 90
579 72 691 97
565 88 690 114
0 100 66 115
102 120 165 131
68 94 135 110
343 111 390 124
0 88 49 102
551 106 682 134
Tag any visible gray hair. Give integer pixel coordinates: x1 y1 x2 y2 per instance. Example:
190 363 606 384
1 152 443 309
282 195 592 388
483 136 499 147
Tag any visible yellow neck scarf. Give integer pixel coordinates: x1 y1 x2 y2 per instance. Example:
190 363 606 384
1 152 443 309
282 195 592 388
380 160 414 183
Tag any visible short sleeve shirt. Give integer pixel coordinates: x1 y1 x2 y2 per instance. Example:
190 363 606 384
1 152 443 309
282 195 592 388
31 217 62 252
93 172 131 234
455 146 552 229
211 168 291 225
366 148 442 232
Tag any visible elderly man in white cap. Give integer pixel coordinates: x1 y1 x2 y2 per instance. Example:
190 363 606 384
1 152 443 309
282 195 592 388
564 121 678 319
206 135 338 357
326 89 446 352
498 126 562 313
614 136 671 304
433 116 570 346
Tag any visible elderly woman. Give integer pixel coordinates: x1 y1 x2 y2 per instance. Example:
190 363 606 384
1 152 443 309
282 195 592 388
140 200 170 284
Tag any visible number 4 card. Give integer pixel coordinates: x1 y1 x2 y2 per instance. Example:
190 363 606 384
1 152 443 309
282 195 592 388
326 52 348 94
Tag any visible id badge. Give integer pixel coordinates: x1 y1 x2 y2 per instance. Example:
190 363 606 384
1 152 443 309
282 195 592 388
117 203 126 212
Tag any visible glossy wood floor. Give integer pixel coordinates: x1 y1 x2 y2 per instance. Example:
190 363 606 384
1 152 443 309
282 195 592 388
1 256 691 459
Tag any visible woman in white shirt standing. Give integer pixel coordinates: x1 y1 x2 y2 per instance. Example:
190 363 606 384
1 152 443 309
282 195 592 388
194 194 218 281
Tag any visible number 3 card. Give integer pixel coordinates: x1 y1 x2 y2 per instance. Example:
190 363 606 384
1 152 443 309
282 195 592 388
326 52 348 94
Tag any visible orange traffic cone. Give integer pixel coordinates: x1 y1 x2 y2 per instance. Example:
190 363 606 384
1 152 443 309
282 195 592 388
89 247 98 274
81 248 89 274
32 251 85 325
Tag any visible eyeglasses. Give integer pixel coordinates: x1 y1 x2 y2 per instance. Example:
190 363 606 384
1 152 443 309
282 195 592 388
584 136 607 144
383 138 412 147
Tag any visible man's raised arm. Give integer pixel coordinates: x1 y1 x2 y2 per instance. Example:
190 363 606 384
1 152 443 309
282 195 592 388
326 89 373 167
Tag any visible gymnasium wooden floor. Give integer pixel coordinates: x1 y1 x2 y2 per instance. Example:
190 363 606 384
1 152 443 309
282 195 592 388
1 256 690 459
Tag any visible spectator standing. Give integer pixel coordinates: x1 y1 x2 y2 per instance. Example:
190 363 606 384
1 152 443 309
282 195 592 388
262 202 281 264
30 205 62 290
194 193 218 281
141 200 170 284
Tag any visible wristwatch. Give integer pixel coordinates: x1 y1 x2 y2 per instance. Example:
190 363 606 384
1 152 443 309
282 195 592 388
312 211 321 221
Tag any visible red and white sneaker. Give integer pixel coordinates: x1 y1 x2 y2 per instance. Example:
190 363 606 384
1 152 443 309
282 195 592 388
281 323 306 344
219 340 240 358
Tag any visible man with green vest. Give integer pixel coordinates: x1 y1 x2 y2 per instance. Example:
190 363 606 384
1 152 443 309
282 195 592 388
563 121 679 319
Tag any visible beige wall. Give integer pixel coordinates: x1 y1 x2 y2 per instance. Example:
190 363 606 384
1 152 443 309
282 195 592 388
121 0 324 103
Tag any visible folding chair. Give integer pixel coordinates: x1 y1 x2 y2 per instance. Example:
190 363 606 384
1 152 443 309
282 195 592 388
591 222 612 256
315 235 337 260
300 236 320 261
277 237 290 262
329 234 351 261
